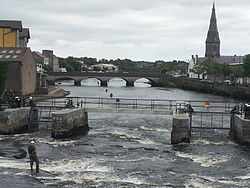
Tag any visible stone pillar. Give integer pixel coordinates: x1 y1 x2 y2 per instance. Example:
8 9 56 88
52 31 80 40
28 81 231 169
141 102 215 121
171 113 190 144
101 81 108 87
126 81 134 87
51 108 89 139
28 108 39 132
74 80 81 86
229 114 235 138
0 107 36 134
232 115 250 145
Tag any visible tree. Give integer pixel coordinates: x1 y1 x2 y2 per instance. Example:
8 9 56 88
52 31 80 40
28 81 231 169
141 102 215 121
230 66 243 85
243 54 250 77
193 63 206 79
42 64 52 72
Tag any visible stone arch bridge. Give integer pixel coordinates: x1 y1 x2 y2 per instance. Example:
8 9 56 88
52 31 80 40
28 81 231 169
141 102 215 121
46 71 165 87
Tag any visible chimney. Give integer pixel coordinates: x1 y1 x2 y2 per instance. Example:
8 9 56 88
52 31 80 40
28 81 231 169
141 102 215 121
195 55 198 63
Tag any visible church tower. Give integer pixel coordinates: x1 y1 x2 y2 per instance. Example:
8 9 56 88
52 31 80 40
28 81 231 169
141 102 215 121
205 3 220 58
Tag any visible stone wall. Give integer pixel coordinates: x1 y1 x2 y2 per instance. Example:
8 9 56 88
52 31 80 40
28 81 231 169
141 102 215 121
171 113 190 144
51 108 89 139
230 115 250 145
0 107 32 134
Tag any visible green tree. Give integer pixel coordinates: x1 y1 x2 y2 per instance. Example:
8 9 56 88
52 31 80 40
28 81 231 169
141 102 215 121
42 64 52 71
243 54 250 76
193 63 206 79
230 66 244 85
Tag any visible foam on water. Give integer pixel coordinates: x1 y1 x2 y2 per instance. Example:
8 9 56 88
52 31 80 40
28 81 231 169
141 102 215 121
36 157 160 186
135 138 160 145
174 151 230 167
236 173 250 180
192 139 237 146
0 157 29 170
138 125 170 133
186 174 250 187
110 131 141 140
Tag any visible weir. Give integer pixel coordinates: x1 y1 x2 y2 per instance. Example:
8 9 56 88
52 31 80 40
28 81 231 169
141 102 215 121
1 96 249 145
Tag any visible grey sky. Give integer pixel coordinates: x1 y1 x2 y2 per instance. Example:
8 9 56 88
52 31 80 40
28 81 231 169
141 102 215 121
1 0 250 61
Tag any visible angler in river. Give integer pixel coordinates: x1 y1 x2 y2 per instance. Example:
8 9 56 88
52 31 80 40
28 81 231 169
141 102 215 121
28 141 39 173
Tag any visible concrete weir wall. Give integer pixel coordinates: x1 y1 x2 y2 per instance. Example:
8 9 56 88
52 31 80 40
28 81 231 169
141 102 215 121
230 115 250 145
0 107 33 134
51 108 89 139
171 113 190 144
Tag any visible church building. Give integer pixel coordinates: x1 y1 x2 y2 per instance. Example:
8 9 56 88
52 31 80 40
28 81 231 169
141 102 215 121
188 3 244 79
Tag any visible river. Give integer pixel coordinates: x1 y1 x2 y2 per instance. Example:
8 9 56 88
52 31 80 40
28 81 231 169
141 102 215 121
0 78 250 188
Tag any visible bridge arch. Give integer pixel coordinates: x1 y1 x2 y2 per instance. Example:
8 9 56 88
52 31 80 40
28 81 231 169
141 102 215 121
46 71 163 87
54 77 81 86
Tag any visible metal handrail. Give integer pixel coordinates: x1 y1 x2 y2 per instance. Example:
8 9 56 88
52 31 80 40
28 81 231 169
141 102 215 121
32 96 239 113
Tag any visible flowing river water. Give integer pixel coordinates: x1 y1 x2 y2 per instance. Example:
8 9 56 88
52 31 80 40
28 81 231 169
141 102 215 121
0 79 250 188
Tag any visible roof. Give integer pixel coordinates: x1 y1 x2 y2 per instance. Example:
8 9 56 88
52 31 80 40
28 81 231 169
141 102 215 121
0 47 29 62
33 51 46 58
19 28 30 39
42 50 54 58
196 55 244 65
213 56 244 65
0 20 22 30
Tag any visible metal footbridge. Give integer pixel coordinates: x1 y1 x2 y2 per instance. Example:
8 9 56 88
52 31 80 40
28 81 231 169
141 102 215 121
32 96 240 131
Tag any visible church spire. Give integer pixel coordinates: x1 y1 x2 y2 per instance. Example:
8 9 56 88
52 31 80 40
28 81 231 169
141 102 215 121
205 3 220 58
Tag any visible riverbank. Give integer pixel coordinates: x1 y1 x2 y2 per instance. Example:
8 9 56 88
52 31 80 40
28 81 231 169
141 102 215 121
162 76 250 101
33 86 70 101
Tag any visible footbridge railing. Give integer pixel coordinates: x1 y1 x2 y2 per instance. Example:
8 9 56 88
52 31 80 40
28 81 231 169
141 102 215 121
33 96 239 114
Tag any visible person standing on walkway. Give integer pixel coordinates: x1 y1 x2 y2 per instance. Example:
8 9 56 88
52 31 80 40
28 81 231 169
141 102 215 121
28 141 39 172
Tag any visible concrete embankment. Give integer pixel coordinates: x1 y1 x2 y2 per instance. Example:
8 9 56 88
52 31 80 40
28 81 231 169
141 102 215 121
51 108 89 139
0 107 37 134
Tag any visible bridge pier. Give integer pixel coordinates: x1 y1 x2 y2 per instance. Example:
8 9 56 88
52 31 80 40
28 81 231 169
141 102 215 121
101 81 108 87
171 113 190 144
230 114 250 145
52 108 89 139
47 81 55 86
126 81 134 87
74 81 81 86
151 81 162 87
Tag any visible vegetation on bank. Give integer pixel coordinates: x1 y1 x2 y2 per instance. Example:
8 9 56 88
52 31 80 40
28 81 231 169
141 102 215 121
0 61 8 94
58 56 188 73
162 76 250 101
192 61 244 84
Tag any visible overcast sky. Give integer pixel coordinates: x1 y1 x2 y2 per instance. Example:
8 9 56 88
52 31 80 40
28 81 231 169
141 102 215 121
1 0 250 61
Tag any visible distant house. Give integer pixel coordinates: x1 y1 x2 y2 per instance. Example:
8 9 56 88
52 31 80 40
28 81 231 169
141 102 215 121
59 67 67 72
32 51 49 72
19 28 30 47
0 20 30 47
90 64 118 72
42 50 59 72
188 4 244 79
0 47 37 95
